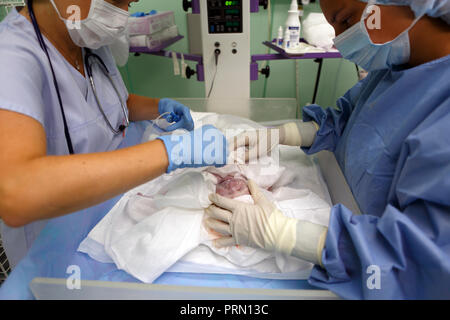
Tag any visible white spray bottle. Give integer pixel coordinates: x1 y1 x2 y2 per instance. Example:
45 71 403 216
285 0 301 48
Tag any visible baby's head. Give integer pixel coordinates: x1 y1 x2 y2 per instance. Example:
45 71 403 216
215 175 250 199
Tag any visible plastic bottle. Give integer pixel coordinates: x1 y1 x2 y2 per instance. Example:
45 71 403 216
285 0 301 48
277 26 284 47
283 29 291 50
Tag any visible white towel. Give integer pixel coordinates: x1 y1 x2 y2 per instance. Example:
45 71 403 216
302 13 336 51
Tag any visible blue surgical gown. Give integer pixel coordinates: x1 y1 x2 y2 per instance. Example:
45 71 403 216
0 9 129 268
302 55 450 299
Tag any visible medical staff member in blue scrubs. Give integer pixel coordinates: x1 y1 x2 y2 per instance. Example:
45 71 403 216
206 0 450 299
0 0 227 268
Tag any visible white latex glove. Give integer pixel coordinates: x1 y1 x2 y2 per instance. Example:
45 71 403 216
232 122 319 162
205 180 328 266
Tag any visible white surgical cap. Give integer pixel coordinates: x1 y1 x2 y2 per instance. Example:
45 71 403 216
359 0 450 24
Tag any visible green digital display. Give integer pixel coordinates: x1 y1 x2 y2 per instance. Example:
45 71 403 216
208 0 242 34
225 1 239 6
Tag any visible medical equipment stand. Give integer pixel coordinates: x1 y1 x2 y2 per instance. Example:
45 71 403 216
198 0 251 98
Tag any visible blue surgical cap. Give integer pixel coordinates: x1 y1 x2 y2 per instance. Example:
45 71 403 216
359 0 450 24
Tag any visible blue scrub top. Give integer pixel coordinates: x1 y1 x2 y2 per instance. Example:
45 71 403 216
303 55 450 299
0 9 129 267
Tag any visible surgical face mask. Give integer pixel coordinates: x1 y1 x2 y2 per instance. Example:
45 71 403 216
109 33 130 66
50 0 130 50
333 1 423 71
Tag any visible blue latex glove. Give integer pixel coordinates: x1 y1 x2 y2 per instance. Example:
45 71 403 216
131 12 147 17
157 125 228 173
158 98 195 132
131 11 157 17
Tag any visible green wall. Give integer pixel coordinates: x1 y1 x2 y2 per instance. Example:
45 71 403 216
121 0 359 115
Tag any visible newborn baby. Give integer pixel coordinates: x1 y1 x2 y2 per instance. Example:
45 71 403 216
204 173 253 249
214 174 250 199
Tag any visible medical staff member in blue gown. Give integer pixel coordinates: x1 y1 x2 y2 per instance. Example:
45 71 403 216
0 0 227 268
206 0 450 299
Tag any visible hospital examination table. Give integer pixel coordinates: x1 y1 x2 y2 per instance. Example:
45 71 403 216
0 99 359 300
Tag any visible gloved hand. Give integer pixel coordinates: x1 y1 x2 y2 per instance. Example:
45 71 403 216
158 98 195 132
232 122 319 162
205 180 328 266
157 125 228 173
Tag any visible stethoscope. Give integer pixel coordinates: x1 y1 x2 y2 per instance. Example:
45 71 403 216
27 0 129 155
84 49 130 135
